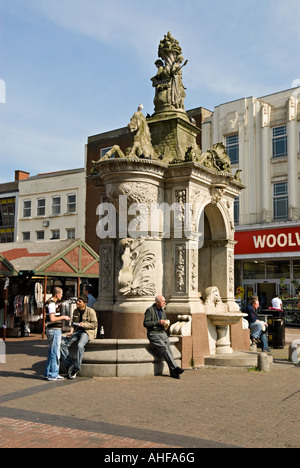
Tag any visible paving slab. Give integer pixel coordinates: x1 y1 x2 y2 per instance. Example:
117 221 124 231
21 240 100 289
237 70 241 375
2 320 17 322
0 329 300 449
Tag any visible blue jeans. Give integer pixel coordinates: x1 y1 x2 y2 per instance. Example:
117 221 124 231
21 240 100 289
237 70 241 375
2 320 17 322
61 329 89 372
44 328 62 378
250 322 269 351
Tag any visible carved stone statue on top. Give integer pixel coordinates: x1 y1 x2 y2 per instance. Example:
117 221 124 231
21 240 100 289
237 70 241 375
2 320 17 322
91 105 156 172
151 32 188 113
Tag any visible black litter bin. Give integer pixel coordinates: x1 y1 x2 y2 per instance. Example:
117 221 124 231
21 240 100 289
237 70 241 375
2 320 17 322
259 309 285 349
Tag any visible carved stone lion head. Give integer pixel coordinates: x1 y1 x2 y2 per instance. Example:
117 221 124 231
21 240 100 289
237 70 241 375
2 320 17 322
202 286 222 307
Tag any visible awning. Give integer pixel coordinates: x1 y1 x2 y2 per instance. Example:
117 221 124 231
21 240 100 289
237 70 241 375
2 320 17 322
0 254 17 276
0 239 99 278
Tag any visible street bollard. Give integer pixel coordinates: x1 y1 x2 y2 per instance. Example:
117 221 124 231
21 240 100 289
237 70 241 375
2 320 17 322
0 339 6 364
290 339 300 365
258 352 270 372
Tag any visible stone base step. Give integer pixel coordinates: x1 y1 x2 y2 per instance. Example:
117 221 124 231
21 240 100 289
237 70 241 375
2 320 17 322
204 351 273 368
78 337 181 378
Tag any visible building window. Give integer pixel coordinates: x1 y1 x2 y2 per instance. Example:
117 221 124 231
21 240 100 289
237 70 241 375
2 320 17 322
0 228 14 243
225 134 239 165
243 261 265 280
272 125 287 159
52 196 61 215
37 198 46 216
266 260 290 279
23 200 31 218
67 228 76 239
234 197 239 224
100 146 115 159
67 194 76 214
293 260 300 279
51 229 60 240
36 231 45 240
273 182 288 220
0 198 15 229
22 232 30 241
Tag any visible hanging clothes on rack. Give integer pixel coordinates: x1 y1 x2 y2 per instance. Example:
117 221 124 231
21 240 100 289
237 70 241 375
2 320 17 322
35 282 44 309
23 296 31 321
14 296 24 317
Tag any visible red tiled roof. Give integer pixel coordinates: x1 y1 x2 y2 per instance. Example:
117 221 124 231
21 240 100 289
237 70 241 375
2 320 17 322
3 249 50 262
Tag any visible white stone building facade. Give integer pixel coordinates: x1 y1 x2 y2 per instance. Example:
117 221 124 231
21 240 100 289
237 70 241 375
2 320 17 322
203 87 300 309
16 168 86 243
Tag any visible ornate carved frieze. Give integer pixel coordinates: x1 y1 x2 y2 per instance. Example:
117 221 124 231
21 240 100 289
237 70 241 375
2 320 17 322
175 189 186 227
100 245 113 294
211 185 226 205
175 244 186 293
117 238 156 297
227 249 235 294
106 182 159 210
190 247 198 292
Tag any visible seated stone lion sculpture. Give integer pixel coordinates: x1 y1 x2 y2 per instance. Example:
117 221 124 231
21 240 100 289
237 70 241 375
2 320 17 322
127 107 154 159
91 106 155 172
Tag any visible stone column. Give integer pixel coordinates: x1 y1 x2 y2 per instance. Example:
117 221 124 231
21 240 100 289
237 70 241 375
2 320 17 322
93 159 166 339
206 239 238 313
261 102 272 223
164 184 205 320
287 96 298 220
97 240 115 336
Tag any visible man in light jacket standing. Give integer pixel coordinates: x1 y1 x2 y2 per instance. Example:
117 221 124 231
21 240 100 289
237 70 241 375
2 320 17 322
61 295 98 379
144 295 184 379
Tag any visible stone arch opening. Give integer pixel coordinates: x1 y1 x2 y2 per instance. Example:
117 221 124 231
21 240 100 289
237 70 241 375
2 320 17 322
198 203 228 298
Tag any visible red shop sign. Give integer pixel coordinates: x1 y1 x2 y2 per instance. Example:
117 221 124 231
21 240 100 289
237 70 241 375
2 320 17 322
235 226 300 255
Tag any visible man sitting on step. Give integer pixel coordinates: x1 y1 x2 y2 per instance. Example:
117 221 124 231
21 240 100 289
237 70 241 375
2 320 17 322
61 295 98 379
144 295 184 379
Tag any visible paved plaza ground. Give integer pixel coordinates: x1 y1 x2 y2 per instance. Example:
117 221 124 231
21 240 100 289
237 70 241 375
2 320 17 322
0 328 300 449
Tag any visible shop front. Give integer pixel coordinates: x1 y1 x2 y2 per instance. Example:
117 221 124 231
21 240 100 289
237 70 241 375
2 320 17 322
0 239 99 339
235 226 300 325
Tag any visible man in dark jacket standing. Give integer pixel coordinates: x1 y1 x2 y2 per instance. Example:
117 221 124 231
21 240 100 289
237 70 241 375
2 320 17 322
144 295 184 379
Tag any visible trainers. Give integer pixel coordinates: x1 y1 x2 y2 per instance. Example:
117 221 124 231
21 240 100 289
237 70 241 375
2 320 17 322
47 375 65 381
68 369 78 379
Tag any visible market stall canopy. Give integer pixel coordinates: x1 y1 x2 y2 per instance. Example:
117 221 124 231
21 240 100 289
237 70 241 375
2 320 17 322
0 254 17 276
0 239 99 278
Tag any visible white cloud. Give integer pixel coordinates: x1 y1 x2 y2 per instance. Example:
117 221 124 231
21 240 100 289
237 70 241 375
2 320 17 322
37 0 168 54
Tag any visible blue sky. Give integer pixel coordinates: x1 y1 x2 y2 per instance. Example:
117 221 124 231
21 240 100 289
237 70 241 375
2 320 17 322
1 0 300 183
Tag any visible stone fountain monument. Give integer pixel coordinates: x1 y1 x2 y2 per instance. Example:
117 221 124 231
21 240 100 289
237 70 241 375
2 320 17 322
82 33 250 377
